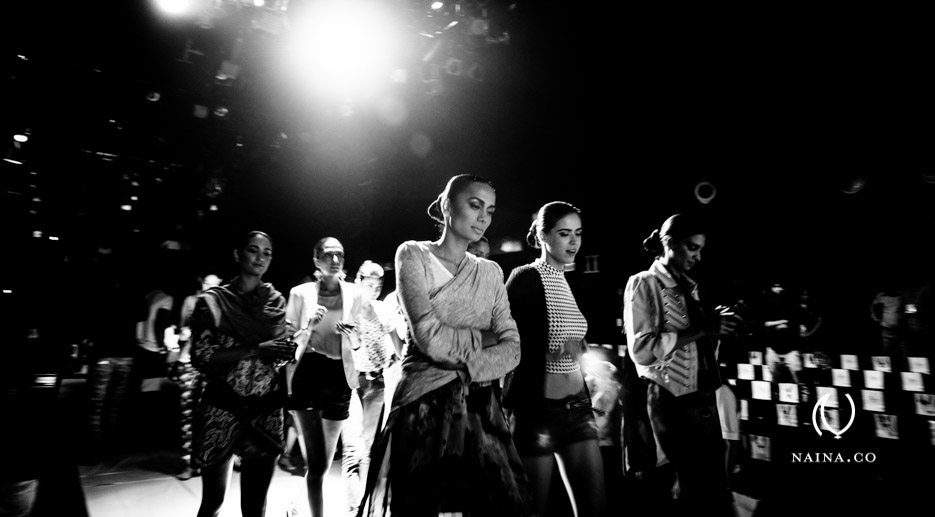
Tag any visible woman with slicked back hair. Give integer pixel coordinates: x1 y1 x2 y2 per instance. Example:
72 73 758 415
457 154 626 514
284 236 367 517
360 174 531 516
504 201 606 517
190 231 296 517
624 214 741 515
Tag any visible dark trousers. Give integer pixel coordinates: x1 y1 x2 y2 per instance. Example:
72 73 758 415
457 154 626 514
647 383 733 515
87 356 134 449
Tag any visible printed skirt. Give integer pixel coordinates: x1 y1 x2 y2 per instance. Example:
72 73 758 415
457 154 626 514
360 379 532 517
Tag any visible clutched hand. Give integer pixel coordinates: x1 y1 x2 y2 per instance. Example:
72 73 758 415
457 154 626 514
255 336 298 361
310 304 328 327
710 309 743 337
335 321 357 337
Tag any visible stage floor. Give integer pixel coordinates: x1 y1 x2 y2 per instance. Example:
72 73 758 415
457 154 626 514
80 449 343 517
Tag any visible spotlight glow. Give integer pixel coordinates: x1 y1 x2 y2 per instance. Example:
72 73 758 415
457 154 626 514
285 0 406 99
13 134 28 143
431 1 444 10
154 0 192 17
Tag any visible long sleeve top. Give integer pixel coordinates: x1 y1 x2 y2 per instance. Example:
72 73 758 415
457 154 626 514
624 260 701 397
503 261 588 409
392 240 521 410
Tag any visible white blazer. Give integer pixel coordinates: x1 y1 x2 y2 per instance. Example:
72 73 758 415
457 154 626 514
286 280 364 390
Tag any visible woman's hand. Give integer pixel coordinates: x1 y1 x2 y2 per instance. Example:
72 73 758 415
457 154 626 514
255 337 298 361
335 321 357 337
310 304 328 327
545 338 586 362
708 310 742 337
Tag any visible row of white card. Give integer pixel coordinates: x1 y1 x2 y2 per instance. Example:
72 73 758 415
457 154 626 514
746 379 933 405
746 352 930 374
735 365 927 391
739 392 935 418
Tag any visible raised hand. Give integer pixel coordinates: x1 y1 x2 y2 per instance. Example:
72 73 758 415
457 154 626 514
310 304 328 327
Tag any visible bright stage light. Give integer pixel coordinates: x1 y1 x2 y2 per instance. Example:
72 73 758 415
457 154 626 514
285 0 406 100
431 1 444 9
154 0 193 17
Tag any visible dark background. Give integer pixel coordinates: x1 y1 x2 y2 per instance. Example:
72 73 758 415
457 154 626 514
2 1 930 347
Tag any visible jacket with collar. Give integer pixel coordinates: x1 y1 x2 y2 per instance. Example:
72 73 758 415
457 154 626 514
286 280 364 390
624 260 703 397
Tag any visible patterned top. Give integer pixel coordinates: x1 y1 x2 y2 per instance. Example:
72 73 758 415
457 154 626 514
534 259 588 374
351 300 397 373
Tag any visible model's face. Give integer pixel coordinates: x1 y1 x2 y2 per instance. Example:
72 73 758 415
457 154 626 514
314 239 345 279
445 182 496 243
542 213 582 267
666 233 705 273
236 235 273 277
358 277 383 301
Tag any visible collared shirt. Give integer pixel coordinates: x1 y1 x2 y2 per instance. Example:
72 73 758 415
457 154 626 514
624 260 701 397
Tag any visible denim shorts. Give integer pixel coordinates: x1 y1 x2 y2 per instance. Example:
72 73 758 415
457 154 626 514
510 389 599 456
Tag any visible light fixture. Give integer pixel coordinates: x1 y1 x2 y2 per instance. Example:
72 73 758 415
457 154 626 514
694 181 716 204
13 134 28 143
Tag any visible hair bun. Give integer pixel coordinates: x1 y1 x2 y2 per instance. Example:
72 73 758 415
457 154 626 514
426 196 444 224
525 220 539 248
642 229 662 254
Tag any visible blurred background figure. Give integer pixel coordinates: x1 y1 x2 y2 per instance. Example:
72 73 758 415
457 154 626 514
582 355 624 515
80 242 139 461
467 235 491 259
342 260 399 515
170 272 221 480
135 286 175 391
